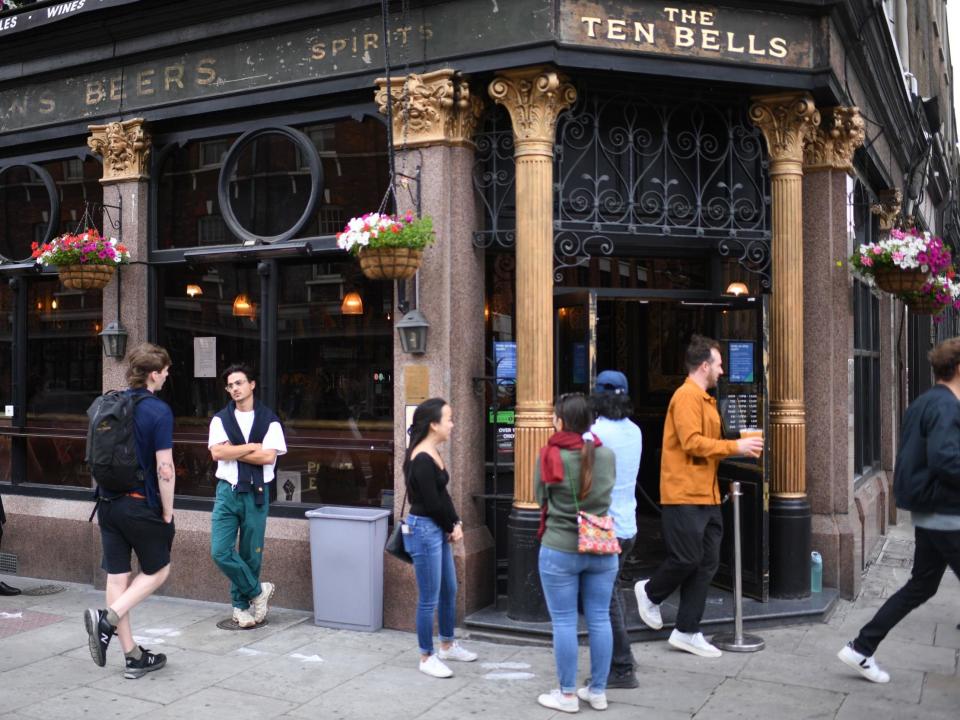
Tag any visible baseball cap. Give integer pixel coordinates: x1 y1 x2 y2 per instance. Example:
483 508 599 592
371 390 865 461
595 370 628 394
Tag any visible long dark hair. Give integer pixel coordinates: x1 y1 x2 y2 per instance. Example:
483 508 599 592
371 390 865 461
555 393 594 501
403 397 448 477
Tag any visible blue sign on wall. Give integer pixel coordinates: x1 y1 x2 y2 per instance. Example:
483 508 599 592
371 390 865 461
728 341 755 383
494 341 517 382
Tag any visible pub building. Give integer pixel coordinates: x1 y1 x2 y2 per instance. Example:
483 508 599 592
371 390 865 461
1 0 957 632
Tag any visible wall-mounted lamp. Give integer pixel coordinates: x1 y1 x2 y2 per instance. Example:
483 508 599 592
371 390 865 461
724 281 750 297
396 309 429 354
186 284 203 298
232 293 256 318
99 321 129 359
340 291 364 315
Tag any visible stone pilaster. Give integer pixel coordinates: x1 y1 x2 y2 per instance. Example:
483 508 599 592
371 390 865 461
87 119 151 391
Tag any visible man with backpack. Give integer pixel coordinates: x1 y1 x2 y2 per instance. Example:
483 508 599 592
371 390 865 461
83 343 175 679
838 337 960 683
208 363 286 628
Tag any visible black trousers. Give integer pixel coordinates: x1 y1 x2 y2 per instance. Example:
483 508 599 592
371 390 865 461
645 505 722 634
853 525 960 656
610 535 638 676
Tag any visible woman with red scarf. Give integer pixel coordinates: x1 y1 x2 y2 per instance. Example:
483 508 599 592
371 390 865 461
535 393 619 713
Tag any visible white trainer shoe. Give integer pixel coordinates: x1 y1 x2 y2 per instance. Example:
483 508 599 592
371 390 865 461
837 644 890 683
576 687 608 710
250 581 274 623
419 654 453 678
537 689 579 713
634 579 663 630
668 629 722 658
232 607 256 628
437 641 477 662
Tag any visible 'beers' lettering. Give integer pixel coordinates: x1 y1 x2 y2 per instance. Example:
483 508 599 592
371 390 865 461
164 65 184 90
196 58 217 85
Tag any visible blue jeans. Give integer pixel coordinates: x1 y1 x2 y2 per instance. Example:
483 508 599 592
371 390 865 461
402 514 457 655
539 545 619 693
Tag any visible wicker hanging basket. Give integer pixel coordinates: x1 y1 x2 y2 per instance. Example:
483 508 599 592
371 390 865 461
358 247 423 280
905 296 941 316
873 267 929 295
59 264 115 290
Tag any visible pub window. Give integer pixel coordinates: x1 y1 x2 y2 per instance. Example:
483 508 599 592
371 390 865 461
63 158 84 180
199 139 229 168
853 279 881 476
197 214 228 246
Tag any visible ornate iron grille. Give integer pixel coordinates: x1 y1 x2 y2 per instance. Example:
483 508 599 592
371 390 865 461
472 106 516 251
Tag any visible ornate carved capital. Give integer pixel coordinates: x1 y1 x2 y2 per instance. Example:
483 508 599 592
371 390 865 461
375 69 484 149
871 188 903 231
87 118 151 182
488 66 576 150
803 106 865 173
749 93 820 166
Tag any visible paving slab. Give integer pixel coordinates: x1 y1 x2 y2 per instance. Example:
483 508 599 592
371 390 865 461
148 685 299 720
16 686 164 720
693 677 845 719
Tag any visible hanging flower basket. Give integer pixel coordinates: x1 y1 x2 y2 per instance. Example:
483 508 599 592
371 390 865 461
337 212 434 281
59 264 116 290
873 267 931 294
905 295 939 315
899 270 960 321
849 228 950 294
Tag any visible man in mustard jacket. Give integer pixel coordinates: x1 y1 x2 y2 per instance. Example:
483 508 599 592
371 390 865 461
633 334 762 657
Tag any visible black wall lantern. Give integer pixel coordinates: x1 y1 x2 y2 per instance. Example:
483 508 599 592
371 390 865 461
99 321 128 359
396 308 429 354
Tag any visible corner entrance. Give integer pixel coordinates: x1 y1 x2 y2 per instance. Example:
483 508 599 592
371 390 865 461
554 288 770 601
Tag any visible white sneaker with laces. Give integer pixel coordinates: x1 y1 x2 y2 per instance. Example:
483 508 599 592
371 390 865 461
437 641 477 662
232 607 255 628
537 689 579 713
250 581 275 623
668 629 722 658
634 579 663 630
419 654 453 678
837 644 890 683
576 687 608 710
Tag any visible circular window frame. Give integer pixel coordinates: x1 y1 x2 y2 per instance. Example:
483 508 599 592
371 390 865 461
0 162 60 262
217 126 324 245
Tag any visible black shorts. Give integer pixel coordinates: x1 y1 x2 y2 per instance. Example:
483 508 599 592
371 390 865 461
98 495 175 575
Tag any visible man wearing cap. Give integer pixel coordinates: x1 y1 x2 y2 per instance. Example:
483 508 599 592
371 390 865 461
588 370 642 688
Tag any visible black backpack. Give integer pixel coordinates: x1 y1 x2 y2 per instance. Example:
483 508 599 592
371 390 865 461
85 390 147 494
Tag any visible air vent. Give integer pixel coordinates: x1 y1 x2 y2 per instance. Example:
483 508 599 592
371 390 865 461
0 552 17 574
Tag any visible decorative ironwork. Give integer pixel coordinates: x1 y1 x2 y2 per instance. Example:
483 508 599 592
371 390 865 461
472 106 516 250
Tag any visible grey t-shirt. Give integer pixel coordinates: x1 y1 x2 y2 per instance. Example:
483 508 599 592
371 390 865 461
911 512 960 531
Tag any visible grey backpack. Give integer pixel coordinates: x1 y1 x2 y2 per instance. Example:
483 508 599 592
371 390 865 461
85 391 146 494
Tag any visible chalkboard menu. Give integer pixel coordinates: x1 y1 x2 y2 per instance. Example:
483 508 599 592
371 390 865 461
722 392 759 432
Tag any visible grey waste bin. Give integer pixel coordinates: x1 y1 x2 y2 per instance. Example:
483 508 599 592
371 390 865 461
305 506 392 631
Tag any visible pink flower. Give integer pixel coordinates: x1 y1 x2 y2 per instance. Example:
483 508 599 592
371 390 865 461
862 256 873 267
871 246 882 255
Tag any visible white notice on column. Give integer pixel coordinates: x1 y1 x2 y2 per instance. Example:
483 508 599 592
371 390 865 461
194 337 217 378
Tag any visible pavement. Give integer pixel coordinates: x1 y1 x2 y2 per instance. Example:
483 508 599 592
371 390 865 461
0 516 957 719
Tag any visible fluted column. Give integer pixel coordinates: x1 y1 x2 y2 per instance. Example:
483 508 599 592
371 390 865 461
750 93 819 597
490 66 575 620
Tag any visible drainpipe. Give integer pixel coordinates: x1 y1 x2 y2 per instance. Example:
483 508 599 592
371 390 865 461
896 0 910 73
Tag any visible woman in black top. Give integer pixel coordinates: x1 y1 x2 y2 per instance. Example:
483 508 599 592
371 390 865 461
401 398 477 678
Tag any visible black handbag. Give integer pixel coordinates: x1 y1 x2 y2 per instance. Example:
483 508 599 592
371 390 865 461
385 489 413 564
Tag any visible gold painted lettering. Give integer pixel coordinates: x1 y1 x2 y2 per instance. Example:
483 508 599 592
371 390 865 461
38 92 55 114
607 19 627 40
164 64 185 90
701 29 720 51
331 38 347 56
663 7 679 22
85 80 105 105
681 9 697 23
310 42 326 60
726 31 745 53
393 26 411 44
769 36 788 58
351 35 358 53
700 11 714 26
137 68 155 96
363 33 378 50
196 58 217 85
7 96 25 115
747 34 766 56
675 26 695 47
581 16 601 38
109 76 123 101
634 21 654 44
419 24 433 39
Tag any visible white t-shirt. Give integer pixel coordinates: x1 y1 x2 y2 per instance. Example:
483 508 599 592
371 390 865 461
207 410 287 485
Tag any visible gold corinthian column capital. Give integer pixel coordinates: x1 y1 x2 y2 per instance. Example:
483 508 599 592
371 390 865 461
749 93 820 175
803 106 866 174
87 118 151 183
375 69 485 149
489 67 575 509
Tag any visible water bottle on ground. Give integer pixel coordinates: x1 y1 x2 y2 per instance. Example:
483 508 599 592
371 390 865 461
811 551 823 593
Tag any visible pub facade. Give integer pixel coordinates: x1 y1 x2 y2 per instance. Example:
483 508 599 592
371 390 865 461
1 0 957 631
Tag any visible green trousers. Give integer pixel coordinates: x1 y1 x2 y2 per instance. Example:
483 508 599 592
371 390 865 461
211 480 269 609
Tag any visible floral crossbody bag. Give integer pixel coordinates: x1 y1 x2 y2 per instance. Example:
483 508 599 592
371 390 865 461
567 474 620 555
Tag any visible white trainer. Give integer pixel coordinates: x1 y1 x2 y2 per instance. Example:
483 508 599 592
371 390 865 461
576 687 608 710
634 579 663 630
668 629 722 658
837 644 890 683
537 689 579 713
437 641 477 662
419 654 453 678
232 607 256 628
250 581 275 623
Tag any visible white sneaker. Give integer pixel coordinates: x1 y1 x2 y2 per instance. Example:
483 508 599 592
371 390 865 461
537 689 579 713
837 644 890 683
419 654 453 678
668 629 722 658
634 579 663 630
250 581 275 623
576 687 608 710
232 607 255 628
437 641 477 662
